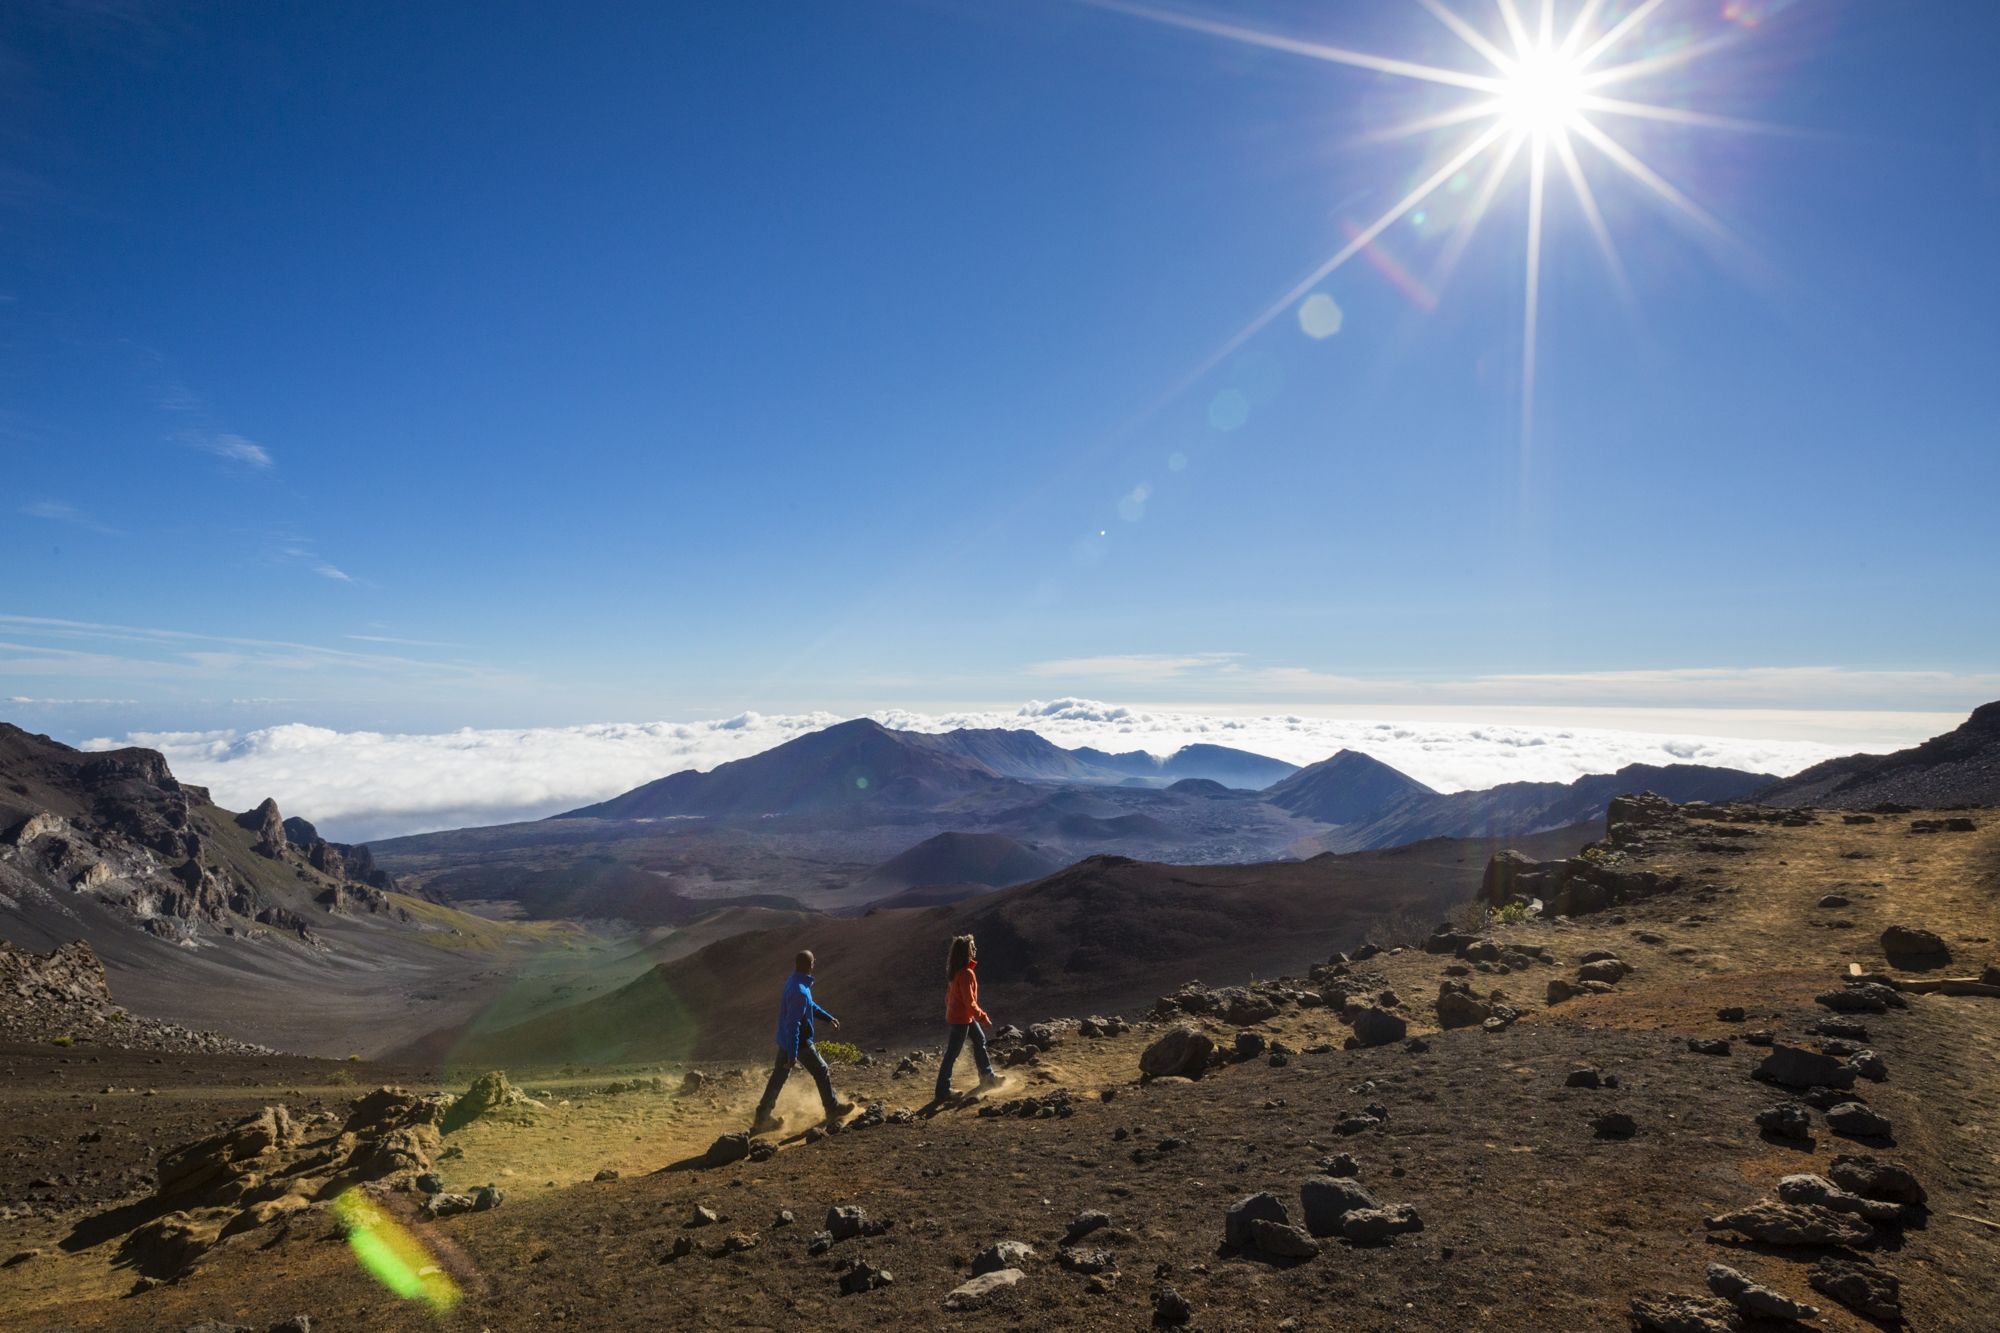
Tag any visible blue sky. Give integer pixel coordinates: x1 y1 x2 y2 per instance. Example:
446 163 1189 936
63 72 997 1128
5 0 1998 743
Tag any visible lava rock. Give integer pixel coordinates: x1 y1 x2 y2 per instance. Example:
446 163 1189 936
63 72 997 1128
943 1268 1023 1311
1223 1192 1289 1249
1755 1103 1812 1142
1139 1027 1215 1081
1298 1176 1378 1236
1705 1264 1816 1322
1703 1202 1872 1246
1824 1101 1893 1139
1808 1257 1901 1321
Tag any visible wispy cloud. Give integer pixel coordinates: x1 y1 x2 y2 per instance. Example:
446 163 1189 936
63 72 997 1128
20 499 123 536
1027 652 1244 682
0 614 519 691
311 561 353 582
1024 654 2000 712
346 633 455 648
178 429 273 469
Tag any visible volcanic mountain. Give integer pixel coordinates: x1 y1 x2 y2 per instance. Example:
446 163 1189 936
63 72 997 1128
1759 699 2000 809
1262 749 1440 824
558 721 1302 823
446 822 1593 1065
859 831 1060 898
1068 742 1301 789
1335 760 1779 850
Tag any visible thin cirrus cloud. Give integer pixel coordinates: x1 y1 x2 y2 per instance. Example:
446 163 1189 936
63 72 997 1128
20 499 123 536
84 698 1926 843
179 429 273 469
1024 655 2000 713
0 614 513 692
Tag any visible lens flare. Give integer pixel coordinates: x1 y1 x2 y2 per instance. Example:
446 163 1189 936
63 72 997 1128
333 1190 462 1313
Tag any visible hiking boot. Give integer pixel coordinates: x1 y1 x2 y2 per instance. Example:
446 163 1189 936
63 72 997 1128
748 1110 784 1137
977 1072 1003 1092
824 1099 856 1121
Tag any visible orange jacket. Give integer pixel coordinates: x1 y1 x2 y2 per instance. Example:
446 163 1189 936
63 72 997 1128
947 960 990 1025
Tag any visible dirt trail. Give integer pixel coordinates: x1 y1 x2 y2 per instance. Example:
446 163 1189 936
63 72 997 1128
5 806 1998 1329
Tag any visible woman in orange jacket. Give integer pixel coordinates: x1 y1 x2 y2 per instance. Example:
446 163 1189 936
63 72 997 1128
935 934 1001 1102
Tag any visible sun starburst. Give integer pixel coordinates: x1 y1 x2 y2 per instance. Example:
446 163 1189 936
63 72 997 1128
1090 0 1766 442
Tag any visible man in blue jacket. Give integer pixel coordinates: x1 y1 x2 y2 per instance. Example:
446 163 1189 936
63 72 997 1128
749 949 854 1135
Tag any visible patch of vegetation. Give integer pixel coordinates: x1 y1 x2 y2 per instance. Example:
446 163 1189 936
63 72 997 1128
818 1040 864 1065
1494 902 1533 926
50 1034 74 1047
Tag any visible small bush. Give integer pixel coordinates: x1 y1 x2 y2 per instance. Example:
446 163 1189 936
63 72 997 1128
818 1040 863 1065
1494 903 1533 926
50 1034 74 1047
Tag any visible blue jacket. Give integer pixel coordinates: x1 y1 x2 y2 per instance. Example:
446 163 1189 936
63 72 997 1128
775 970 837 1057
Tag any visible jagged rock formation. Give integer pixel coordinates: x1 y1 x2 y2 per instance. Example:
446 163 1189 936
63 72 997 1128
0 937 267 1053
120 1088 450 1278
0 723 406 947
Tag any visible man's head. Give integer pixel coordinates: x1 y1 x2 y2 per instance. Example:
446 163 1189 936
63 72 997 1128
795 949 815 975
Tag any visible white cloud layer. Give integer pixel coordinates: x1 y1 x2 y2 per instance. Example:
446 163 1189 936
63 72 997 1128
82 698 1939 843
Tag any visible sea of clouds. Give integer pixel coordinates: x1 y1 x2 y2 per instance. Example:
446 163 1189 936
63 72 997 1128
83 698 1887 843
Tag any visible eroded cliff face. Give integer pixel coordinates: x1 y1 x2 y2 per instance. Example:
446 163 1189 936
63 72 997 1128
0 722 406 948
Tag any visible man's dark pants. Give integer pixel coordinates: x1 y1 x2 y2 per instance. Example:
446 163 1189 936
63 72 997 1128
757 1019 837 1118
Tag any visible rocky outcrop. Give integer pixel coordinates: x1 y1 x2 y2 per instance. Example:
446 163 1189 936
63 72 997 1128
0 938 267 1054
118 1087 450 1277
237 798 289 858
1481 841 1682 919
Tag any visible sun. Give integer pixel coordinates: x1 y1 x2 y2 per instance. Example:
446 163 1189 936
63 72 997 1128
1087 0 1767 440
1498 44 1587 136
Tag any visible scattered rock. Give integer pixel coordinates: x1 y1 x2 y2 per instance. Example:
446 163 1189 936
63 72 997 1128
1592 1113 1637 1139
592 1168 620 1182
1825 1102 1892 1140
1065 1210 1110 1243
825 1205 868 1240
1754 1044 1855 1091
1629 1293 1743 1332
1339 1204 1423 1243
1299 1176 1378 1236
1829 1154 1926 1206
1686 1038 1731 1056
1577 958 1631 984
971 1241 1035 1275
1139 1027 1214 1081
1880 924 1948 956
1775 1173 1905 1224
1755 1103 1812 1142
838 1260 893 1296
1705 1263 1818 1321
1349 1005 1407 1047
1702 1201 1872 1246
1715 1006 1746 1022
1223 1192 1289 1249
689 1205 719 1227
1248 1219 1319 1259
1152 1285 1192 1326
1808 1257 1901 1321
944 1268 1023 1311
1565 1066 1604 1089
441 1070 541 1134
702 1133 750 1167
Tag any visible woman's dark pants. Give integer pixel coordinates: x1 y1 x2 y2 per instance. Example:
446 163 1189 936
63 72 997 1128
935 1022 992 1100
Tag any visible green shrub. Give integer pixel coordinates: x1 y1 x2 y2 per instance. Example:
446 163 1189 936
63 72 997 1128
1494 902 1534 926
818 1040 863 1065
50 1034 74 1047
